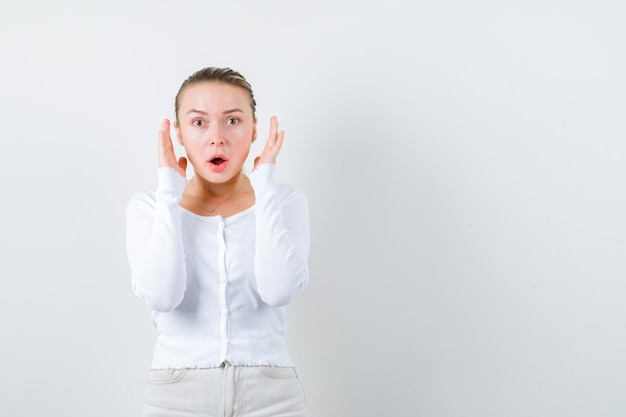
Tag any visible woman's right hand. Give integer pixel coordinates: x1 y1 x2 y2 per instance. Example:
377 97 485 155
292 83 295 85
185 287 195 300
158 119 187 177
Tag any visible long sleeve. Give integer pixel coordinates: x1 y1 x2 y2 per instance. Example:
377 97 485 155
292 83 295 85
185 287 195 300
249 164 310 307
125 167 188 312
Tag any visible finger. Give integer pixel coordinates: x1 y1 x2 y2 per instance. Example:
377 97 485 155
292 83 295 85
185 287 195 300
158 119 168 150
268 116 278 144
158 124 167 166
275 129 285 152
160 119 170 139
158 119 175 167
253 156 260 171
178 156 187 174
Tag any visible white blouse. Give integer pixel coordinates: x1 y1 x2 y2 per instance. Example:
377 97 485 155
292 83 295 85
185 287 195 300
125 164 310 369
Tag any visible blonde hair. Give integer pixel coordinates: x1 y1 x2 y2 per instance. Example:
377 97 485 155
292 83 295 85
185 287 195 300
174 67 257 121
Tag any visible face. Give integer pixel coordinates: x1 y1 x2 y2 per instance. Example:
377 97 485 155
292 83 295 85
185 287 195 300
174 81 257 183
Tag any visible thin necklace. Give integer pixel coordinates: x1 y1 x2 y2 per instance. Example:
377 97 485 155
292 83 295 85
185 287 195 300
192 176 246 213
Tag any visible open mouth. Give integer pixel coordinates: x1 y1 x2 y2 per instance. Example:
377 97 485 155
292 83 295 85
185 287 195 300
208 155 228 172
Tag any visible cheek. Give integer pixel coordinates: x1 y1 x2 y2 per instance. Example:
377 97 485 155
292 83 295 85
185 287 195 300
237 137 253 154
180 137 204 164
184 149 202 167
180 130 210 153
180 126 200 141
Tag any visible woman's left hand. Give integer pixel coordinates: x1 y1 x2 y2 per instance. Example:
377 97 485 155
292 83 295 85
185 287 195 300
253 116 284 171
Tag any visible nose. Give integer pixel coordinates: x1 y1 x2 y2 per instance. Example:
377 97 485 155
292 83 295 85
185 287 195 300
208 125 225 146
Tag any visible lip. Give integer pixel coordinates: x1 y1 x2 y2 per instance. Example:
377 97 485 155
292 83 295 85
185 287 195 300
207 154 228 173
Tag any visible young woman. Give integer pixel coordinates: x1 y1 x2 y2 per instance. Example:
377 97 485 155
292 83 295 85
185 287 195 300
126 67 310 416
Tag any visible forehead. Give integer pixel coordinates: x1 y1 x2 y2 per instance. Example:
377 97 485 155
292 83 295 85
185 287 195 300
179 81 250 112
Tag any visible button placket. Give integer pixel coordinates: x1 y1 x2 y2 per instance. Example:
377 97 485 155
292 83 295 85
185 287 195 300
216 220 230 361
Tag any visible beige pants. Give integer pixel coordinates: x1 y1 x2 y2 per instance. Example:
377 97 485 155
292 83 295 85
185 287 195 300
141 362 309 417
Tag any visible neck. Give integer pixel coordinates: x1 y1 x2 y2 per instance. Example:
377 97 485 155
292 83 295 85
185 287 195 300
195 171 245 198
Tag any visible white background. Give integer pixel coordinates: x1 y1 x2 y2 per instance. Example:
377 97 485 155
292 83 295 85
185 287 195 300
1 1 625 416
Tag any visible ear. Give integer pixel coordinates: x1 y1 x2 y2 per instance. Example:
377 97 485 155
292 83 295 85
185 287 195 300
173 120 183 146
251 118 258 143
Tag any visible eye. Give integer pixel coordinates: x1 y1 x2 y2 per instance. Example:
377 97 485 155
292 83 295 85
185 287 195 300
192 119 204 127
226 117 239 125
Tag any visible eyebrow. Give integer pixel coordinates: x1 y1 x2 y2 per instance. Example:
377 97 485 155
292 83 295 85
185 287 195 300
186 108 245 116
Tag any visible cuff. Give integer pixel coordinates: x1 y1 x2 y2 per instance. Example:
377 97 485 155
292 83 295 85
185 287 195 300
156 167 187 200
249 163 276 190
